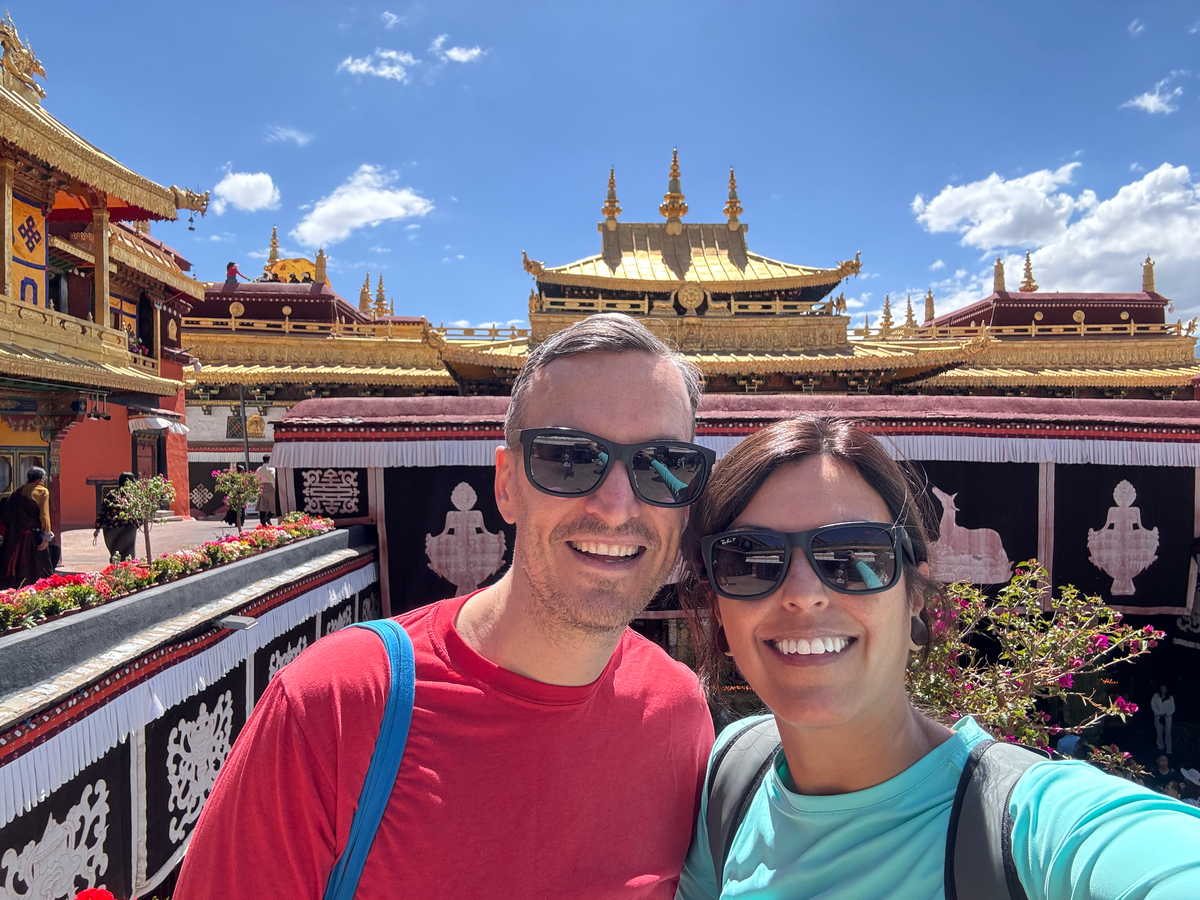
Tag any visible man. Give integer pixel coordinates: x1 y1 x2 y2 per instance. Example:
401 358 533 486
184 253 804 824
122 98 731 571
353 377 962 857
177 314 716 899
254 454 276 526
0 465 52 588
1151 683 1175 755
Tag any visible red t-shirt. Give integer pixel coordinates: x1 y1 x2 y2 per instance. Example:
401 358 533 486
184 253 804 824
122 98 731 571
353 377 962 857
176 594 714 899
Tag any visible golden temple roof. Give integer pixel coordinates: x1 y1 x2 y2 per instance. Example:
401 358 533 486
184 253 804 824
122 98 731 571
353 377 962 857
0 337 181 394
528 222 859 292
905 363 1200 389
189 363 455 389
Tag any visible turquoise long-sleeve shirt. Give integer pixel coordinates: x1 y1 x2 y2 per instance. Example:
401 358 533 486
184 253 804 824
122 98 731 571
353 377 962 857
677 715 1200 899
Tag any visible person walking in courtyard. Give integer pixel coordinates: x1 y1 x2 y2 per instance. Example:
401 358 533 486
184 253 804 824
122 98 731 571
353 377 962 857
675 416 1200 899
254 454 276 526
1152 683 1175 755
176 314 716 899
0 465 52 588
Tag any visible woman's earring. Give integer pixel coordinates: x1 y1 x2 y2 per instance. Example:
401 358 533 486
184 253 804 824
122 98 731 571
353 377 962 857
909 615 930 651
716 625 733 656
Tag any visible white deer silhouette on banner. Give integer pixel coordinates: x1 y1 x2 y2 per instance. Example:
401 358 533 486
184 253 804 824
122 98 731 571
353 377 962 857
1087 480 1159 595
928 486 1014 584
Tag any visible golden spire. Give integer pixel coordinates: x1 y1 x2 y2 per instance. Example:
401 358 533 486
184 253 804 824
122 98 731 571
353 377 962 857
924 288 935 325
268 225 280 263
390 297 395 316
374 274 388 316
904 293 917 328
601 167 622 231
359 272 371 311
993 256 1005 293
879 294 894 335
659 148 688 236
724 167 744 232
1020 251 1038 292
314 248 327 285
1142 255 1156 293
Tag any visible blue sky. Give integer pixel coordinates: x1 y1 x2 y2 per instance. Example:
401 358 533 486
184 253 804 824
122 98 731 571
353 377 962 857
23 2 1200 326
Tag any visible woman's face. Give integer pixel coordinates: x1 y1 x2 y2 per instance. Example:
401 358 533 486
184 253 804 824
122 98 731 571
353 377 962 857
716 455 922 730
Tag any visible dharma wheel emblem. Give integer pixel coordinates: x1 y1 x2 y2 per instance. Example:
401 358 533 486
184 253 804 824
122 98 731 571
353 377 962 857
677 282 704 314
1087 480 1159 595
425 482 508 596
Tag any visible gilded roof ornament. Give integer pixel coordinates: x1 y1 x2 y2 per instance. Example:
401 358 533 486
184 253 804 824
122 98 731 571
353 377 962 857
1020 251 1038 292
359 273 371 311
522 250 545 277
601 167 622 231
924 288 935 324
879 294 894 336
314 249 328 285
269 226 280 263
0 11 45 100
374 274 388 316
724 168 744 232
659 148 688 236
529 288 541 315
993 256 1006 293
1142 255 1155 293
169 186 210 216
904 294 917 328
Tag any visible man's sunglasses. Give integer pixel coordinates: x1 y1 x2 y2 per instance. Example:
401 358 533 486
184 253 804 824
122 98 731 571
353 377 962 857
518 428 716 508
701 522 915 600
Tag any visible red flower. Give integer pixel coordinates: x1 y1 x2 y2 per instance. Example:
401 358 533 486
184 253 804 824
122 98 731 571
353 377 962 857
74 890 117 900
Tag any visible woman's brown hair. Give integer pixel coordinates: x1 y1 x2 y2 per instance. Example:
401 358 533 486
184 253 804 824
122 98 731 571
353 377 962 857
679 416 941 699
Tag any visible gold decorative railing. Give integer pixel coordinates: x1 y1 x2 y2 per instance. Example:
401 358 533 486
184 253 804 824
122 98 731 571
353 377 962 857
850 321 1183 342
435 325 530 341
182 316 430 338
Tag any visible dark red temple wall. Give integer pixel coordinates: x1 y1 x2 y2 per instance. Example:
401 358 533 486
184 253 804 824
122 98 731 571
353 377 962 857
160 359 190 518
58 406 131 529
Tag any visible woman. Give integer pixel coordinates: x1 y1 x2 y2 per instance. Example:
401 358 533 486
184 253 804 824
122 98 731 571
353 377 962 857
94 472 138 561
676 417 1200 899
223 462 248 527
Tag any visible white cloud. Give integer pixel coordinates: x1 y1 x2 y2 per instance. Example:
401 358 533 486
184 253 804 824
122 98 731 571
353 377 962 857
929 259 945 271
456 253 464 260
404 223 420 230
291 164 433 246
913 163 1093 249
337 48 418 83
1129 18 1145 36
382 11 404 28
914 162 1200 316
211 170 280 214
430 33 485 63
1122 75 1184 114
1190 21 1200 34
265 125 313 146
370 246 391 253
1130 162 1145 173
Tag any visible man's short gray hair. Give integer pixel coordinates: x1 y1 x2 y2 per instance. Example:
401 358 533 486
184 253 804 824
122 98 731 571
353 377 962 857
504 313 702 444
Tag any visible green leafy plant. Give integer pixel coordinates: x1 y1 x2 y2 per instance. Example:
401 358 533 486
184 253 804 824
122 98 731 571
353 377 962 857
908 562 1163 772
110 474 177 560
212 467 263 531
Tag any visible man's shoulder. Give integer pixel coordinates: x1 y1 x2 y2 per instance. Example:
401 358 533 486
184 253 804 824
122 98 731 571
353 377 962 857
615 626 707 710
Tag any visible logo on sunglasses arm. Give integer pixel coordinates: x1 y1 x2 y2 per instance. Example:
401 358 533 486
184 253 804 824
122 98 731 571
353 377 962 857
425 482 508 595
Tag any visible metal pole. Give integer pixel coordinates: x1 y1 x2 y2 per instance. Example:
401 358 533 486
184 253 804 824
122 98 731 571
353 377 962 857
238 383 251 470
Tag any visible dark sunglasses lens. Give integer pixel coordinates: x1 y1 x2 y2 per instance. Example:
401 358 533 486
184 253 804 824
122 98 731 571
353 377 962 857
710 532 788 597
527 434 608 494
630 445 708 505
810 525 898 592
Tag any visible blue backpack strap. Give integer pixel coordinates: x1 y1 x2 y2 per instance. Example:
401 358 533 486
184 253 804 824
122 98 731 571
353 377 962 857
322 620 416 900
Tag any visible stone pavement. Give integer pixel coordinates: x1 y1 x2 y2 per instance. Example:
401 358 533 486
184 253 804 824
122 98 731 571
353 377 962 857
58 518 247 572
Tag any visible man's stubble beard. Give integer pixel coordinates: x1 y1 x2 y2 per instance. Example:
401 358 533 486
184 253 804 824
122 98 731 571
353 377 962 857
518 513 680 639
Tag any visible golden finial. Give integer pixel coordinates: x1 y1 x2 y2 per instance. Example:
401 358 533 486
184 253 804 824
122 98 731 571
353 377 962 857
522 250 546 277
529 287 541 315
0 11 47 100
659 148 688 235
904 293 917 328
924 288 935 324
601 167 622 231
724 167 744 232
374 274 388 315
390 297 395 316
880 294 894 335
359 272 371 311
1020 251 1038 292
268 225 280 263
993 256 1006 293
314 248 328 285
1142 255 1156 293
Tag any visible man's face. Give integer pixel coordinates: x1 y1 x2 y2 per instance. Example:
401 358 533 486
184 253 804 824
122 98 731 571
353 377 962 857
495 351 693 634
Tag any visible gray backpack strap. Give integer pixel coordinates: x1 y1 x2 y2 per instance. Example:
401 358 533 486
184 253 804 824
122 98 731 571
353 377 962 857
705 717 781 886
946 739 1045 900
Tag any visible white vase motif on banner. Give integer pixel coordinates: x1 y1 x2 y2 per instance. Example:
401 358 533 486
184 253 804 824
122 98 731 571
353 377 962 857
425 482 507 595
1087 480 1159 595
166 691 234 843
0 780 109 899
928 486 1014 584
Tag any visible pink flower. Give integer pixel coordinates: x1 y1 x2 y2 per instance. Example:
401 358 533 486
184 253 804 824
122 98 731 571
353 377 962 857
1058 673 1074 688
1130 639 1141 653
1114 696 1138 714
1088 634 1110 652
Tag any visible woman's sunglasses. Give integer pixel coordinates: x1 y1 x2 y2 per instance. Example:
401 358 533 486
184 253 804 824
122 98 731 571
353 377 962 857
701 522 915 600
518 428 716 508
